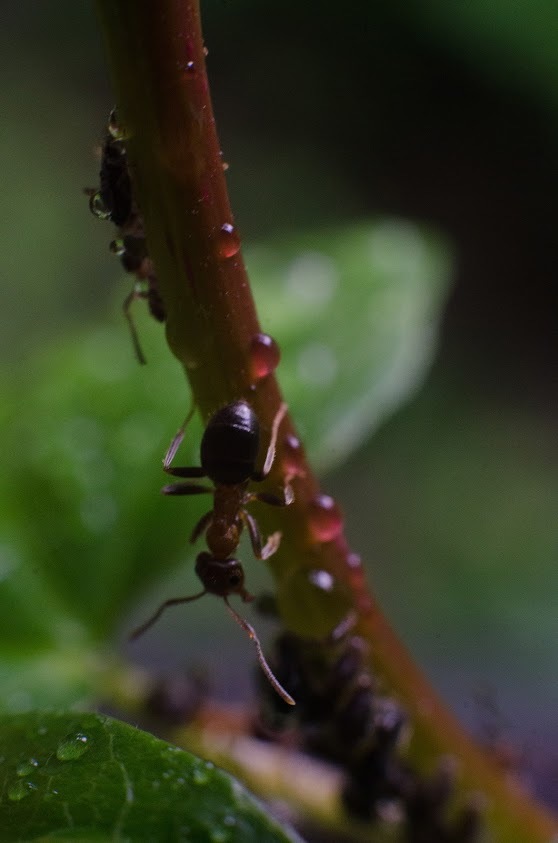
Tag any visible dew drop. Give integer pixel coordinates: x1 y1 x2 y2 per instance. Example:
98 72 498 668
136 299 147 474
218 222 240 258
249 332 280 380
346 552 362 570
8 780 37 801
308 569 335 592
109 238 125 257
107 108 125 140
89 192 111 221
203 45 209 57
308 494 343 542
16 758 39 777
282 433 305 479
192 766 209 786
185 60 196 73
222 161 230 172
56 733 89 761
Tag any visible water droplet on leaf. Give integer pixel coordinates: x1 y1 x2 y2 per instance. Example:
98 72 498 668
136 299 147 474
8 780 36 801
16 759 39 777
56 733 89 761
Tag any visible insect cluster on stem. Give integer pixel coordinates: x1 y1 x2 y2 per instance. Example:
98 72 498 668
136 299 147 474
255 613 483 840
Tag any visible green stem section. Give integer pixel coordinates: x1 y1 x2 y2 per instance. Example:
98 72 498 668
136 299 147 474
95 2 557 840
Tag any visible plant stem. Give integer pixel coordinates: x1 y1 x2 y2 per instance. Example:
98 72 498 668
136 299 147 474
95 2 558 839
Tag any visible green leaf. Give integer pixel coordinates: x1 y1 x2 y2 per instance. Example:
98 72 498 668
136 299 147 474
0 711 303 843
248 220 451 470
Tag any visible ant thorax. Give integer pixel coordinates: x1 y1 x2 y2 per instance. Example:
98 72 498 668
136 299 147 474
206 484 247 558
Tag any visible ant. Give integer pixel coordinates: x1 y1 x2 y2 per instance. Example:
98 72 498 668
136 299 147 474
86 109 165 365
131 400 296 706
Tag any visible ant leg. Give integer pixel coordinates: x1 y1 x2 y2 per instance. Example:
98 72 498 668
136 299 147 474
249 485 294 508
252 402 288 481
223 597 295 706
123 285 148 365
241 510 282 560
130 590 206 641
162 482 212 496
190 510 214 544
163 404 197 470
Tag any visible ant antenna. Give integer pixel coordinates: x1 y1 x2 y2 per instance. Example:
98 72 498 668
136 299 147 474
164 404 197 469
224 596 296 706
262 402 288 477
129 590 206 641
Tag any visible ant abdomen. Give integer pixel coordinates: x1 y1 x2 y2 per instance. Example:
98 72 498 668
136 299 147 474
200 401 260 486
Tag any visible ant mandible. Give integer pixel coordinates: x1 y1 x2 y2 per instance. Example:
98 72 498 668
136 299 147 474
130 400 296 706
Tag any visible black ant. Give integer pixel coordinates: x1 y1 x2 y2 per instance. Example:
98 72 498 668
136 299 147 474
161 400 294 560
131 401 295 706
86 109 165 365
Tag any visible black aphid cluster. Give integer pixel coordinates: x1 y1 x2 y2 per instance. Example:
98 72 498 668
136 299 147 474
87 109 165 363
255 624 482 842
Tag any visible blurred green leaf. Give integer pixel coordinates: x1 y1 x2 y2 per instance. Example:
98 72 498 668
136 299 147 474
0 711 302 842
0 218 451 708
249 220 451 470
405 0 558 110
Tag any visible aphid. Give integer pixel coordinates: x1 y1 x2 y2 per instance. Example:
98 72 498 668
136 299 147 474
162 400 294 561
88 108 133 227
86 108 166 365
131 401 295 706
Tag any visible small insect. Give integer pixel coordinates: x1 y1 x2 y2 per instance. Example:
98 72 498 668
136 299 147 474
86 109 166 365
130 401 295 706
161 400 294 561
88 108 133 227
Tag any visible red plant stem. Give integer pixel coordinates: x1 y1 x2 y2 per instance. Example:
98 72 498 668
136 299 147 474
95 2 558 839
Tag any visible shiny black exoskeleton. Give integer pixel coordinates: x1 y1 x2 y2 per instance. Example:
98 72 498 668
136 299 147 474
162 401 293 561
200 401 261 486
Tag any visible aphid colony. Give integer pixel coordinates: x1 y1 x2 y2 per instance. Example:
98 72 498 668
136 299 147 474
255 616 482 840
86 108 164 364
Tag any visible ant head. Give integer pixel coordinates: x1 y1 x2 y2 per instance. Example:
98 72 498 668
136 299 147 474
195 552 252 601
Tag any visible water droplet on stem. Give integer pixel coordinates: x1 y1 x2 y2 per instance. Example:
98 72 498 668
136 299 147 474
308 494 343 542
